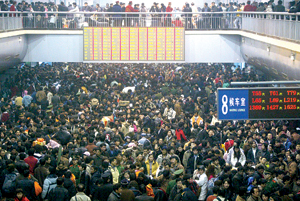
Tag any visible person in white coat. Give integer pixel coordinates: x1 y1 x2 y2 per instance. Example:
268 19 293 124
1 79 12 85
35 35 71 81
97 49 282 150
226 144 246 167
193 165 208 201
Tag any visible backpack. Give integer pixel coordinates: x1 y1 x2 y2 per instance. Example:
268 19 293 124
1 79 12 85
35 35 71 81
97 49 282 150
146 184 155 198
2 173 18 194
189 180 201 197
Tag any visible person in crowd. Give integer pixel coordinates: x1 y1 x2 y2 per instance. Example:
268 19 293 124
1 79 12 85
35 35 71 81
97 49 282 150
0 61 298 201
108 183 122 201
70 184 91 201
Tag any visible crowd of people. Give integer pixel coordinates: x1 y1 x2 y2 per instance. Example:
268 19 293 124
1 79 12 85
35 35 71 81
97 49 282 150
0 0 299 29
0 62 299 201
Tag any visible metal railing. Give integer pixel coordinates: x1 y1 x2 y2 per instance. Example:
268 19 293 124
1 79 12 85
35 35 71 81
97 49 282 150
241 12 300 41
0 11 299 41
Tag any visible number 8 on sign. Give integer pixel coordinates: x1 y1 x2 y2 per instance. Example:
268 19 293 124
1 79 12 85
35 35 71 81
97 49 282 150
222 95 228 115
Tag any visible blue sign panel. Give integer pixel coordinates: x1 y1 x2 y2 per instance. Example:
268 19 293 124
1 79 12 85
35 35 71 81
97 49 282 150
218 89 249 120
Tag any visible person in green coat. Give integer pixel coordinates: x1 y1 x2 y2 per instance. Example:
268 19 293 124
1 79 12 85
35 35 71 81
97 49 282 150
166 169 184 196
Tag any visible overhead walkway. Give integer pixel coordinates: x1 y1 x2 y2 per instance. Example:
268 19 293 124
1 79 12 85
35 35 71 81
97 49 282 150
0 11 299 79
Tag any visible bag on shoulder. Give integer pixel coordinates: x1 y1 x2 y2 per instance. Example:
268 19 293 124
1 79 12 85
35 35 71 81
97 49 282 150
2 173 18 194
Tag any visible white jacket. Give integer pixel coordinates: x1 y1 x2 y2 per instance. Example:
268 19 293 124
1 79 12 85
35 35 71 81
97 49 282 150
226 147 246 167
69 6 81 18
163 108 176 120
194 172 208 201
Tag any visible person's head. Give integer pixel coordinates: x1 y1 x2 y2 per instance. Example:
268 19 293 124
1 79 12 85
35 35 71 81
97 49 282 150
257 165 265 175
57 177 64 186
110 157 117 166
250 187 260 198
261 191 269 201
238 186 247 197
113 183 122 194
148 154 154 162
192 146 199 155
77 183 85 192
28 148 35 156
16 189 24 199
223 179 230 189
176 178 183 189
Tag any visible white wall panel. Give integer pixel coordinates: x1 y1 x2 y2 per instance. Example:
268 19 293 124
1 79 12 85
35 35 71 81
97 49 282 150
23 33 244 63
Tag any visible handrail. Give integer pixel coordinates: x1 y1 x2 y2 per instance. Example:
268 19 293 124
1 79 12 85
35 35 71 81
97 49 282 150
0 11 300 15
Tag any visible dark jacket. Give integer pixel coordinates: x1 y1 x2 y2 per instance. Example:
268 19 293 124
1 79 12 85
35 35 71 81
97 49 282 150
136 193 155 201
120 188 135 201
94 183 113 201
108 191 121 201
187 154 203 174
90 171 102 195
16 178 36 201
56 127 72 145
112 4 122 17
247 148 262 164
274 4 285 12
289 1 300 13
48 185 69 201
63 178 77 198
232 173 245 193
181 188 198 201
34 165 49 187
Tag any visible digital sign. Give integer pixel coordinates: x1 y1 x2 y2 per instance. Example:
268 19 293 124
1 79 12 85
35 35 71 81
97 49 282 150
218 88 300 120
83 27 185 61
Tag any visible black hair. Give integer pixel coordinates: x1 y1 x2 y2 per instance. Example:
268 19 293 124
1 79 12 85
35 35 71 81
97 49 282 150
57 177 64 185
113 183 121 191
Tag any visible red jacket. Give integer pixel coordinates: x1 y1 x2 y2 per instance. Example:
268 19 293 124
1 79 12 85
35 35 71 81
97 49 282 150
1 112 9 122
15 196 30 201
174 20 183 27
244 4 254 11
166 6 173 17
125 5 138 12
9 5 16 17
175 129 187 141
24 156 38 175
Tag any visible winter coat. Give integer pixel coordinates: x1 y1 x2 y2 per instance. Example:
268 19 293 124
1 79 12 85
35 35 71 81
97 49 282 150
34 165 49 187
70 192 91 201
42 174 58 199
16 178 36 201
108 191 121 201
63 178 77 198
22 95 33 107
48 185 69 201
187 154 203 174
109 166 119 184
181 188 198 201
135 194 154 201
227 147 246 167
194 172 208 200
175 128 187 142
56 127 72 145
145 160 159 177
120 189 135 201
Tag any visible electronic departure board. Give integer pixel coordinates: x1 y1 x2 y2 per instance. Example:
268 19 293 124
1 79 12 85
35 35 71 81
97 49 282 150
83 27 185 61
217 88 300 120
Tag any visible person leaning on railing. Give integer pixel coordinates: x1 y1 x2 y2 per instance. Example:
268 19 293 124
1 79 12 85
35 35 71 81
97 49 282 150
288 0 300 20
125 1 139 27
